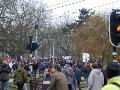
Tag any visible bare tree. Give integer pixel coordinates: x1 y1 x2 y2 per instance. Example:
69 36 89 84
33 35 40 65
0 0 50 57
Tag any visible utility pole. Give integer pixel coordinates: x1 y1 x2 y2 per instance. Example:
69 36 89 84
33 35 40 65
35 22 38 59
112 46 117 62
34 0 42 59
52 40 55 65
29 36 33 58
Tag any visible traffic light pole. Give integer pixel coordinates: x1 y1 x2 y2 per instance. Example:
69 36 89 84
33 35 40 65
35 23 38 59
52 41 55 65
112 46 117 62
29 36 33 58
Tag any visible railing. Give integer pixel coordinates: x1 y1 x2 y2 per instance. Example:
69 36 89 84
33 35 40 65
30 80 50 90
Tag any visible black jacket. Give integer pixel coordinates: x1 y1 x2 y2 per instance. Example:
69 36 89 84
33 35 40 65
0 64 11 81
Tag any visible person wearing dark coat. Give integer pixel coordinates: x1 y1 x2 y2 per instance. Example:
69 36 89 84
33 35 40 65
42 68 52 90
32 61 39 78
0 60 11 90
73 65 82 90
12 62 18 72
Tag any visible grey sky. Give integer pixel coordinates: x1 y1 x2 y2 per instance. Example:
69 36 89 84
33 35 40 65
44 0 120 17
41 0 120 25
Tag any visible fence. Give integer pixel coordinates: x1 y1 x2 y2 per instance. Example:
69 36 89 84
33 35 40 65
30 80 50 90
30 80 43 90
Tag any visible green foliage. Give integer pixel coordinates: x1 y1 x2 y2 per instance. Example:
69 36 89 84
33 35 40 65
77 8 94 26
62 27 70 33
61 8 94 34
62 22 77 33
0 48 3 51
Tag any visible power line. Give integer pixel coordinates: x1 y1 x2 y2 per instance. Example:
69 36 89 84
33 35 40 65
49 0 70 8
49 0 85 10
43 0 120 15
90 0 120 10
41 0 85 14
69 0 120 14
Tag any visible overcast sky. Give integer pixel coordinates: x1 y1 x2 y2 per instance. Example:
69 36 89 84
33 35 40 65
44 0 120 17
37 0 120 25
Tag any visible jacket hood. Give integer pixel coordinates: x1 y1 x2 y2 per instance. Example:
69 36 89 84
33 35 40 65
108 76 120 84
17 67 24 72
92 69 101 75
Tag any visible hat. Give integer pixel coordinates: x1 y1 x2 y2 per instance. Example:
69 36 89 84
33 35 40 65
107 62 120 71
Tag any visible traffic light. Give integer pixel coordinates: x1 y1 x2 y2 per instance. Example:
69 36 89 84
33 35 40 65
26 42 39 51
26 36 39 53
31 42 39 52
109 9 120 47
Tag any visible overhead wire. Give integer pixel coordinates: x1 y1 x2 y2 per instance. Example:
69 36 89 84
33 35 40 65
48 0 85 10
50 0 120 23
42 0 120 15
49 0 70 8
68 0 120 14
90 0 120 10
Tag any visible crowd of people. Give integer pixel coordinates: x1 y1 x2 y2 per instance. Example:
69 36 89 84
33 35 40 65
0 58 119 90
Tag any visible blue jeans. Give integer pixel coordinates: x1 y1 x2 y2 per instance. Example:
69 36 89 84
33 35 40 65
1 80 9 90
24 83 27 90
84 76 88 86
39 69 43 77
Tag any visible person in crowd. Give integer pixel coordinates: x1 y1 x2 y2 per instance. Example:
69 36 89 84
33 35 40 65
82 63 92 85
0 60 11 90
9 61 13 72
12 62 18 73
48 64 68 90
102 62 120 90
14 64 27 90
78 61 84 71
98 63 107 86
42 68 52 90
88 63 104 90
39 62 45 77
23 63 30 90
32 61 39 78
73 63 82 90
64 60 76 90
